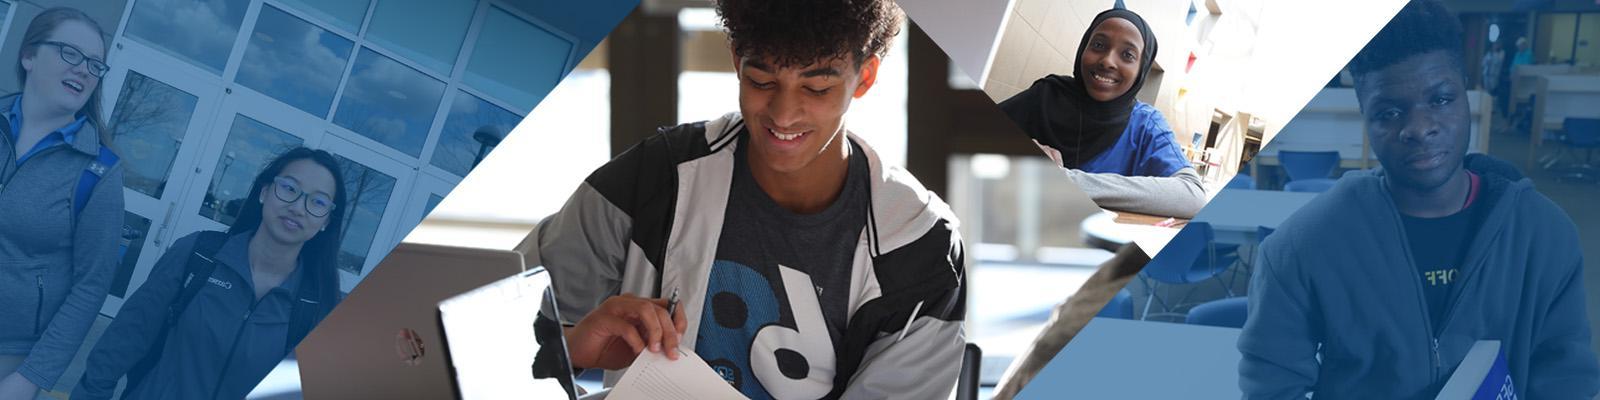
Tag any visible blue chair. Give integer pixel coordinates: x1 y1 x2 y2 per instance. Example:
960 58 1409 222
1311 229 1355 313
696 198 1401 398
1097 288 1135 319
1556 118 1600 182
1284 178 1337 193
1278 150 1340 181
1185 297 1249 328
1226 173 1255 190
1237 226 1277 280
1213 240 1243 291
1139 222 1235 320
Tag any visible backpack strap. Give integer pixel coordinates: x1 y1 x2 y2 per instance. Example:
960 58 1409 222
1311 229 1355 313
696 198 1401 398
73 145 117 217
124 230 229 392
169 231 229 326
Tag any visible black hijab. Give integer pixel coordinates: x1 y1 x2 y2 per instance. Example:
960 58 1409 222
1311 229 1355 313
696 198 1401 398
998 8 1158 169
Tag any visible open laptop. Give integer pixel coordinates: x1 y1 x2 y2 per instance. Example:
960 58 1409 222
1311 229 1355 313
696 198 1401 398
437 267 577 400
297 242 529 398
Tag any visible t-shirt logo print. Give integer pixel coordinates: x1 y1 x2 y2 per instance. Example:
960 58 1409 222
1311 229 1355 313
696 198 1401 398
698 260 836 399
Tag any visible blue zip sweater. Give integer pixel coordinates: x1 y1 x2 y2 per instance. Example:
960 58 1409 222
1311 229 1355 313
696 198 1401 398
1239 154 1598 399
75 230 319 400
0 92 122 390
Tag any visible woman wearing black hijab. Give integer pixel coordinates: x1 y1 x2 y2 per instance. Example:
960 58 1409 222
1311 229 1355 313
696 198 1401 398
998 8 1206 218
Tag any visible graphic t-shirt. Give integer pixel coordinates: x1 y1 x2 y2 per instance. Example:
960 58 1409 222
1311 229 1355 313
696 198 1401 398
1401 172 1482 331
696 135 869 399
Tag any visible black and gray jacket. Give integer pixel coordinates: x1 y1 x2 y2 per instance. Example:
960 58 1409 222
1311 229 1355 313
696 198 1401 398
530 113 966 399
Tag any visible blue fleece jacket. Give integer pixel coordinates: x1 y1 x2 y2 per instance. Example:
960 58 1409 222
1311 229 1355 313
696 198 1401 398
1239 154 1598 399
0 92 122 390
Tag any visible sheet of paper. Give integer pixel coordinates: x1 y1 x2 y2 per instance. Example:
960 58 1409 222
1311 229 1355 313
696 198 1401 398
606 348 748 400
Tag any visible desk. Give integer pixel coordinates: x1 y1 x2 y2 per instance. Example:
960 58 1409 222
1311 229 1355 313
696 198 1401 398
1528 74 1600 170
1191 189 1318 244
1511 64 1574 106
1083 189 1317 256
1112 210 1188 227
1013 318 1243 399
1080 212 1180 257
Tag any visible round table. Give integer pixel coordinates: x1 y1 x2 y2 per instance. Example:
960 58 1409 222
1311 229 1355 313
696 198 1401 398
1078 212 1179 255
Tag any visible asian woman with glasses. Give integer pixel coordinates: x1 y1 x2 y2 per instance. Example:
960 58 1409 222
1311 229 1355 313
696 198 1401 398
76 147 347 400
0 8 122 399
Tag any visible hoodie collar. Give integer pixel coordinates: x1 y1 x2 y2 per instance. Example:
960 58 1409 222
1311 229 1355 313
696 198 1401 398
1353 154 1529 266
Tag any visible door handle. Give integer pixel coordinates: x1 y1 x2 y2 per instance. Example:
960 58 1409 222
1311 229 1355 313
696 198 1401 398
151 202 177 247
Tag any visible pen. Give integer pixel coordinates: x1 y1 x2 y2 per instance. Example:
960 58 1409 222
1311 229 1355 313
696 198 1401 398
666 287 680 317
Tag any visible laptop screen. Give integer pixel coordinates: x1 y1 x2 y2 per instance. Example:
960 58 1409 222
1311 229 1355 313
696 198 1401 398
437 267 576 399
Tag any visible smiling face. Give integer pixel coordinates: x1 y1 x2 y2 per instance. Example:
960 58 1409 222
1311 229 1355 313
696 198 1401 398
1356 50 1471 193
20 20 103 118
1079 18 1144 102
257 159 338 247
735 53 878 175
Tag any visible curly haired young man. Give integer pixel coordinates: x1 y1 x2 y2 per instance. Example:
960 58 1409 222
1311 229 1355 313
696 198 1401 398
528 1 965 398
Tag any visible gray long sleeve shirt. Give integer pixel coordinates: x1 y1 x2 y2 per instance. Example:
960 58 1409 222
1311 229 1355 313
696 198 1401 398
1065 166 1208 219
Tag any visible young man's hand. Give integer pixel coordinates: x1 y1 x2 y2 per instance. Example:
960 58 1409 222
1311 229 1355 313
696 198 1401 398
565 294 687 370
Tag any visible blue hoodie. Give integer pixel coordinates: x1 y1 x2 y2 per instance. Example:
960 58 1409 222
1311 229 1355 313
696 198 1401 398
1239 154 1598 399
75 230 331 400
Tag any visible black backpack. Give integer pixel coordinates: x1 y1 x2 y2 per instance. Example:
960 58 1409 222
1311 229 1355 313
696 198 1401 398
122 230 329 393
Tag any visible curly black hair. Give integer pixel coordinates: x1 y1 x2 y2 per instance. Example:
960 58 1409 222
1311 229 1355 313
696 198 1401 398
1347 0 1465 83
716 0 903 69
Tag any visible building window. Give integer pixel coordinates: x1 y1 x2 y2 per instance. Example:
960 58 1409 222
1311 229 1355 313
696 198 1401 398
124 0 249 74
333 47 447 158
236 4 354 118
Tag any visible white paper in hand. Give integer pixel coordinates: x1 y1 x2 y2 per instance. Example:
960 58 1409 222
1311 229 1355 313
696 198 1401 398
607 348 748 400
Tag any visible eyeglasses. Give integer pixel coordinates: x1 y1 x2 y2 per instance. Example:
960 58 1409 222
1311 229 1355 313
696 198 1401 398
271 176 335 218
37 41 108 78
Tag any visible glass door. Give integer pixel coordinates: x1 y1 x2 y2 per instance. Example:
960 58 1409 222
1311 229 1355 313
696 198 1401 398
100 47 226 315
318 133 410 293
170 84 324 237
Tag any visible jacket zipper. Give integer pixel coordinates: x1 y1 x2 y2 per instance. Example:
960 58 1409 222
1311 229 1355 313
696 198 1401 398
15 145 79 337
1383 178 1502 386
210 296 266 400
34 275 44 336
1388 201 1443 381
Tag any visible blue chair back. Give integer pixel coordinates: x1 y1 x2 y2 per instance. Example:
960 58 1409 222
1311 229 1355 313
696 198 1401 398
1185 297 1249 328
1097 289 1135 319
1284 178 1336 193
1142 222 1217 284
1279 150 1340 181
1226 173 1255 190
1564 118 1600 148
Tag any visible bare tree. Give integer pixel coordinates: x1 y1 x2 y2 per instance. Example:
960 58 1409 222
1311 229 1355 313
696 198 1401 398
108 73 194 196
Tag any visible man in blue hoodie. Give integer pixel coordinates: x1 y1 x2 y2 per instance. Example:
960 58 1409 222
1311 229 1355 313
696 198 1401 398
1238 1 1599 398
